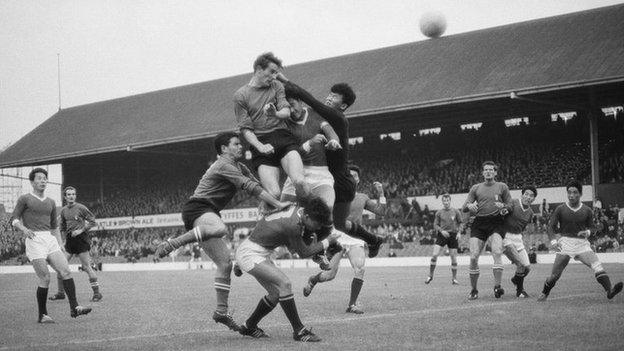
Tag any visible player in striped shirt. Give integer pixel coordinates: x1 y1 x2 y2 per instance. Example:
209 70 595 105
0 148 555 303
235 197 339 342
499 186 537 298
426 193 463 285
11 168 92 323
538 180 622 301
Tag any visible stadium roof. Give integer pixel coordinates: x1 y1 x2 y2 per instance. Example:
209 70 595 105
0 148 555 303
2 4 624 167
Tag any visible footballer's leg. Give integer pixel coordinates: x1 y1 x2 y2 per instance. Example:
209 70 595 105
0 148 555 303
156 212 229 257
449 248 459 285
576 251 623 299
32 258 53 323
346 246 366 314
468 237 485 300
538 254 570 301
47 250 91 318
505 245 530 297
490 233 505 298
201 233 239 331
304 249 342 297
78 251 101 301
427 245 442 284
50 251 71 301
280 150 310 199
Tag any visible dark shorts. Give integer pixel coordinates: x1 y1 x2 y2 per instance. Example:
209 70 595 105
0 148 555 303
435 232 459 249
470 216 505 242
65 234 91 255
182 198 221 231
251 129 300 170
333 171 356 203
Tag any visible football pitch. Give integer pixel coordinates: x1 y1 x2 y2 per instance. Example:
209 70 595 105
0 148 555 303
1 263 623 350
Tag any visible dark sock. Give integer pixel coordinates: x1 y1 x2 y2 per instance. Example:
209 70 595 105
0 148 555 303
36 287 48 318
596 271 612 292
514 274 525 291
62 278 78 310
542 279 555 295
349 278 364 306
246 295 276 328
279 294 304 333
214 277 231 313
348 222 378 246
89 278 100 294
309 272 323 285
429 258 437 277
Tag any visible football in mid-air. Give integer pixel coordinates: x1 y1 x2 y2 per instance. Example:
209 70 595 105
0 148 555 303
420 11 447 38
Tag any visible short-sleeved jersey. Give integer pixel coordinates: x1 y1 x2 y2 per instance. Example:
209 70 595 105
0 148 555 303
249 206 325 258
286 108 329 167
549 203 594 238
234 81 290 135
60 202 96 235
11 193 58 231
500 199 534 234
191 155 263 211
464 181 511 217
434 207 463 233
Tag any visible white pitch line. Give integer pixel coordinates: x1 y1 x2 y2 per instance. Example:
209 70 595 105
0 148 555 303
0 292 598 350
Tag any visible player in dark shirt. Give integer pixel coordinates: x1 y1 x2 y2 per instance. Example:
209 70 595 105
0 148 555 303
276 73 384 257
235 197 339 342
538 180 622 301
462 161 511 300
426 193 463 285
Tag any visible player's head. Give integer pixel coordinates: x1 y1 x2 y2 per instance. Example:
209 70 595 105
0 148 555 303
566 180 582 204
348 164 361 185
29 167 48 192
64 186 77 204
285 85 305 121
300 196 332 232
214 132 243 159
253 52 282 86
481 161 497 180
521 186 537 205
441 193 451 209
326 83 356 112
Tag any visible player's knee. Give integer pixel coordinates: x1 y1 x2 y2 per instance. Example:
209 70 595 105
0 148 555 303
58 269 71 280
523 265 531 274
353 266 365 278
591 261 604 274
39 272 51 286
431 256 438 262
277 279 293 295
469 252 480 261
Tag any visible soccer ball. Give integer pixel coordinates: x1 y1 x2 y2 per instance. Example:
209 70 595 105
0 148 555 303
419 11 447 38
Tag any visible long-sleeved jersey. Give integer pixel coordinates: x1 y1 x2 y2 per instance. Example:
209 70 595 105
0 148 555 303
548 203 594 238
191 155 263 211
248 206 325 258
463 181 511 217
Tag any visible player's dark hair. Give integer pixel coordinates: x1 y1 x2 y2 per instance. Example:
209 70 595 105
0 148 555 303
348 164 361 176
63 186 76 196
522 186 537 197
29 167 48 181
441 193 451 200
253 52 283 71
330 83 356 108
566 180 583 194
301 196 332 226
214 132 238 155
482 160 497 171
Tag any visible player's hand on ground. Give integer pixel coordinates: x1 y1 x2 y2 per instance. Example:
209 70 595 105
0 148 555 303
325 139 341 151
310 134 328 145
263 103 277 117
441 230 450 238
256 143 274 155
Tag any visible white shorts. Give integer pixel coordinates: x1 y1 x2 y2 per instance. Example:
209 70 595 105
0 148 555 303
25 231 61 261
558 236 593 258
282 166 334 197
235 238 275 272
503 233 525 252
337 232 366 249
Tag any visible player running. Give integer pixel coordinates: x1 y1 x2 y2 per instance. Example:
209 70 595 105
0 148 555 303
154 132 291 331
538 180 622 301
302 164 387 314
236 197 339 342
425 193 463 285
49 186 101 302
